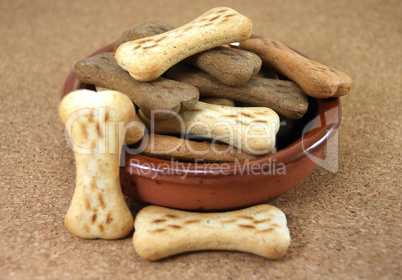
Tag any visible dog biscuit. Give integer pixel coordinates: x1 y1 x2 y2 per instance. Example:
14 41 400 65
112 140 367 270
138 101 279 156
201 97 236 107
184 46 262 86
133 204 291 260
74 52 199 120
59 89 134 239
115 21 261 86
137 134 255 162
167 63 308 119
235 38 353 98
115 7 253 82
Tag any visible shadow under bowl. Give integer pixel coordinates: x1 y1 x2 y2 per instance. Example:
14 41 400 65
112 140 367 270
61 41 341 211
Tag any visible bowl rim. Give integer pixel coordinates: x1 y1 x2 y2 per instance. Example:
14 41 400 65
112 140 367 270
61 41 341 179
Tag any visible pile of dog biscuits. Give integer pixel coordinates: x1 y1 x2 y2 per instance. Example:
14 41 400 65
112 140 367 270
60 6 352 260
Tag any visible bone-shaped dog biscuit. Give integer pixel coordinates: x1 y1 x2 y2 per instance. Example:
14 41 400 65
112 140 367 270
59 89 134 239
133 204 291 260
138 101 279 156
124 113 146 145
74 52 199 120
115 7 253 82
114 21 261 86
168 63 308 119
138 134 255 162
184 46 262 86
236 38 353 98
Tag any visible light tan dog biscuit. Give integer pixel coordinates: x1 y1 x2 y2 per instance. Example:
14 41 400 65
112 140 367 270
95 85 108 91
115 7 253 82
133 204 291 260
115 21 260 86
59 89 134 239
138 134 256 162
235 38 353 98
138 101 279 156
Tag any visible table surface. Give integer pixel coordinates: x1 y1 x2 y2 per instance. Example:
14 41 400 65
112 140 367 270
1 0 401 279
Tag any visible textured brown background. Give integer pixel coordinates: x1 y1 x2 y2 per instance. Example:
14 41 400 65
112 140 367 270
0 0 401 279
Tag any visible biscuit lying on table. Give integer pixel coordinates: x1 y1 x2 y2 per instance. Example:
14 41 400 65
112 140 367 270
133 204 291 260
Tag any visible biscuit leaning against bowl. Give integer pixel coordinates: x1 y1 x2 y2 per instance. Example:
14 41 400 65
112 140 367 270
59 89 135 239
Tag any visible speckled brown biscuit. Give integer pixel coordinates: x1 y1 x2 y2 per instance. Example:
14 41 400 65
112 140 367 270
137 134 256 162
74 52 199 120
235 38 353 98
114 21 174 51
167 63 308 119
184 46 262 86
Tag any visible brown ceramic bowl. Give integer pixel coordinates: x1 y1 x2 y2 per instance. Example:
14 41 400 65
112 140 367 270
61 41 341 211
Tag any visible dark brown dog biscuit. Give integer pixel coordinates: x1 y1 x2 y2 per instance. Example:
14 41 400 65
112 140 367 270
184 46 262 86
114 21 174 51
167 64 308 119
138 134 256 162
74 52 199 120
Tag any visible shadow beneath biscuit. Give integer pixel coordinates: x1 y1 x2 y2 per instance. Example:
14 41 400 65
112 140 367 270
125 196 150 217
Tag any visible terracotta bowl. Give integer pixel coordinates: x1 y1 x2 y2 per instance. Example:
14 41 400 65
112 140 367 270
61 42 341 211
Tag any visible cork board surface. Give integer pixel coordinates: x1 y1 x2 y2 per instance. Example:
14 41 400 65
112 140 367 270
0 0 401 279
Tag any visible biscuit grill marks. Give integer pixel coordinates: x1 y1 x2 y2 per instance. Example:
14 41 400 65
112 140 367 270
115 7 253 82
168 63 308 119
235 38 353 98
133 204 291 260
59 89 134 239
138 101 280 156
